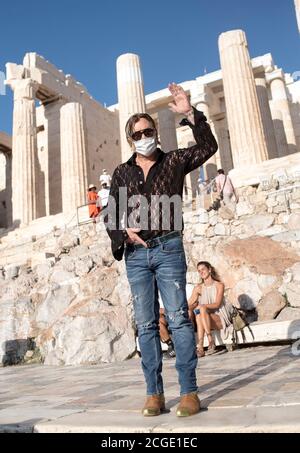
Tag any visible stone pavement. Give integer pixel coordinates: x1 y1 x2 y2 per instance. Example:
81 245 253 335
0 344 300 433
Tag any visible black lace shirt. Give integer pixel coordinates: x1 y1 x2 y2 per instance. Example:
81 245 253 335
105 108 218 260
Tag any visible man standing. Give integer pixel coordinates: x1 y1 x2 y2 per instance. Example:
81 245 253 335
105 83 218 417
98 182 110 208
99 169 112 188
215 169 239 206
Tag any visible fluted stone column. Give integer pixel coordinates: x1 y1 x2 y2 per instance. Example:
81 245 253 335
255 76 278 159
60 102 89 216
219 30 268 167
11 79 39 225
0 153 7 227
269 107 289 157
295 0 300 33
158 108 177 152
117 53 146 162
195 99 220 179
209 121 222 170
216 123 234 173
267 69 297 155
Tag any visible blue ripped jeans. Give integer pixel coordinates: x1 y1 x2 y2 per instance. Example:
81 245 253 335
125 234 197 396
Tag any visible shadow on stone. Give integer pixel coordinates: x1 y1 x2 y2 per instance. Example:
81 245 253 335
199 345 300 409
0 219 21 240
288 320 300 357
2 338 37 366
238 293 258 323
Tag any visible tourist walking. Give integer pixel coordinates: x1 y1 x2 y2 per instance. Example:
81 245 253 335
215 169 239 206
87 184 101 221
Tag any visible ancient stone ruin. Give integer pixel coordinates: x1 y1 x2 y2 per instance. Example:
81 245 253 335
0 28 300 366
1 29 300 228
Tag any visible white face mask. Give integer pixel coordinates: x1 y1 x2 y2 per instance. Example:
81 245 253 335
134 137 157 157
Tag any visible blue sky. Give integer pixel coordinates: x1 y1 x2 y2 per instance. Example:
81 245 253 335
0 0 299 134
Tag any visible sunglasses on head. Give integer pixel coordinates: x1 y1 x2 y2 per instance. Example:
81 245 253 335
131 128 155 142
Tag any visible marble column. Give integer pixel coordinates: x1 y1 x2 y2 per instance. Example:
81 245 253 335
210 121 222 170
267 69 297 155
5 152 12 227
255 76 278 159
117 53 146 162
60 102 89 216
0 153 7 227
269 107 289 157
11 79 39 225
218 30 268 168
295 0 300 33
216 122 234 174
195 99 219 179
157 108 177 152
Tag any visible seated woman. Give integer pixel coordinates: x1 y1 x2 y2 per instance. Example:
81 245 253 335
188 261 231 358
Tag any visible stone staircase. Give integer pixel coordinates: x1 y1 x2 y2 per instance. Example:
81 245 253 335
0 211 87 268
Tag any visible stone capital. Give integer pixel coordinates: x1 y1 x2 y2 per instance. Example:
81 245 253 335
266 69 285 86
255 75 267 86
190 81 211 107
5 63 26 82
11 79 39 101
218 29 246 51
193 93 210 107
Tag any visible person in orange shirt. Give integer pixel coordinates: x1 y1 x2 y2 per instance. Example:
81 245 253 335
87 184 101 221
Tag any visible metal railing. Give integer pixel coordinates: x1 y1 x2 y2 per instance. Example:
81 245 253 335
75 203 102 228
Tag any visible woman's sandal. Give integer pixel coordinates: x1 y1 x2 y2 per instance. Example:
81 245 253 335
196 344 205 358
206 335 217 355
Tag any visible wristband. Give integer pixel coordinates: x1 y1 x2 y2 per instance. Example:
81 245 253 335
185 108 194 117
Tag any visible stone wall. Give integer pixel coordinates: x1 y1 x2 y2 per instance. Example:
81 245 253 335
0 225 136 366
0 178 299 366
184 179 300 322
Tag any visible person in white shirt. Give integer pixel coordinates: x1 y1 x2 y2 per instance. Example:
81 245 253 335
215 169 239 206
99 169 111 188
97 182 110 208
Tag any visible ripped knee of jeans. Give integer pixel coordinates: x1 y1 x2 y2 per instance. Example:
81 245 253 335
136 320 158 335
165 308 190 329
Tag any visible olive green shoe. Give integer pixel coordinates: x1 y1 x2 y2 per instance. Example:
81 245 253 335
142 394 165 417
176 392 200 417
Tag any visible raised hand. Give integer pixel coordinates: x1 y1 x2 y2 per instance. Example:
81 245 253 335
168 82 192 115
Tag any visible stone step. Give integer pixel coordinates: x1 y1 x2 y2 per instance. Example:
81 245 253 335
34 404 300 433
0 214 84 267
209 318 300 347
0 247 34 267
0 212 69 245
137 319 300 353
